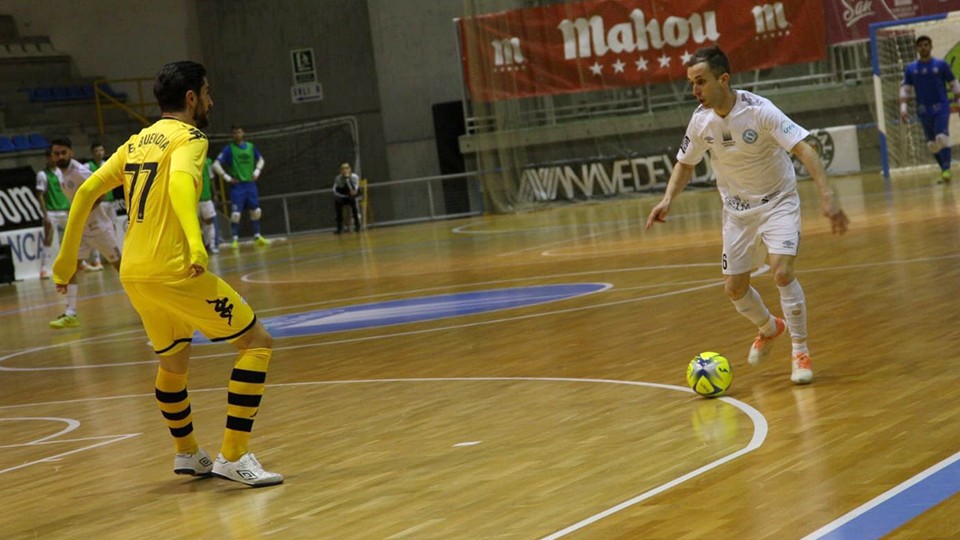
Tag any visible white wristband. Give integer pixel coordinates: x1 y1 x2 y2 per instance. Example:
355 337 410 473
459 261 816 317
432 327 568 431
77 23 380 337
900 103 908 114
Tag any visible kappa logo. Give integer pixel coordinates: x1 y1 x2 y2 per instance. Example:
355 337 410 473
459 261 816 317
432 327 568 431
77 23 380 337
492 37 525 70
751 3 789 37
206 296 235 325
188 128 207 141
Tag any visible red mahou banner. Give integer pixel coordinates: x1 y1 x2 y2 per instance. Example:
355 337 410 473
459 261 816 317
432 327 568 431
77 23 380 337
458 0 826 102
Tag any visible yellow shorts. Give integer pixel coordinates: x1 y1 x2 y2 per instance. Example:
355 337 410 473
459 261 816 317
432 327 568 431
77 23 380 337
122 272 257 356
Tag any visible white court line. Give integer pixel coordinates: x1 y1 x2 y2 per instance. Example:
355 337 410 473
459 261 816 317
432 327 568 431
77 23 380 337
0 417 80 443
0 376 766 539
0 434 140 475
0 417 140 475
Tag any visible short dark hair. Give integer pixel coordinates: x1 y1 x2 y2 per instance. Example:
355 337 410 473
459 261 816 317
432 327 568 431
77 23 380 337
230 125 243 131
916 35 932 46
90 141 104 151
153 61 206 112
50 136 72 148
685 45 730 78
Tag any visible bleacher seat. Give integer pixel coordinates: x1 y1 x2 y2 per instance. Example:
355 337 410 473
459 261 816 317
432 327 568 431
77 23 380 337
0 136 14 153
10 134 29 151
27 133 48 149
4 43 26 57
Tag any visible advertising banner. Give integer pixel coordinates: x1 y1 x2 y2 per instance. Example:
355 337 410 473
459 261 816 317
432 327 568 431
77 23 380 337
0 166 45 281
825 0 960 44
459 0 826 102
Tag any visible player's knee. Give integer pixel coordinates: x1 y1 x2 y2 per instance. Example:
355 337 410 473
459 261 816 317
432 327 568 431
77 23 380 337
723 280 748 301
249 208 262 221
772 266 794 287
927 139 943 153
936 133 950 149
230 212 241 223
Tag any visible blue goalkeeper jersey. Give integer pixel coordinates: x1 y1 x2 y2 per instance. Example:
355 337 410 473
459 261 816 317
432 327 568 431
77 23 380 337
903 58 956 116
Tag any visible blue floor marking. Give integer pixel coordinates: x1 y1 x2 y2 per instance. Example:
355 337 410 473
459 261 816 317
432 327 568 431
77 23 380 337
808 451 960 539
194 283 608 343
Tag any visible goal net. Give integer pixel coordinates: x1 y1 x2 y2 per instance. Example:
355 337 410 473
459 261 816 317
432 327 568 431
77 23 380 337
207 118 360 234
871 12 960 178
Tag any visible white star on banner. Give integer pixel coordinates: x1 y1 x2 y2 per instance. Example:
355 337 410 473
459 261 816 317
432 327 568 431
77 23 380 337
658 54 671 68
635 57 648 71
589 62 603 76
680 50 692 64
612 59 625 73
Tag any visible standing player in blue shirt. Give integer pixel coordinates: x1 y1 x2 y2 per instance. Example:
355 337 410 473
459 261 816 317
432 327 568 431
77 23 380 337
900 35 960 183
212 126 269 247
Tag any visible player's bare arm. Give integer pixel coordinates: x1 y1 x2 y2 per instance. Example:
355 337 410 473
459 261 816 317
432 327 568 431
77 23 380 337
790 140 849 235
645 162 694 229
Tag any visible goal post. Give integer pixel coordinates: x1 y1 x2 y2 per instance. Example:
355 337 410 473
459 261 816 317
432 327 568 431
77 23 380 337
870 12 960 180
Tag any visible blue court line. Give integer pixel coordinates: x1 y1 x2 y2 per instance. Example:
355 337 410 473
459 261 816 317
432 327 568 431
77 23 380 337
803 450 960 539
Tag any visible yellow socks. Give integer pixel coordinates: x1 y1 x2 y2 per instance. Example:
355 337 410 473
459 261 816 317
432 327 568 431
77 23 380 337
220 348 272 461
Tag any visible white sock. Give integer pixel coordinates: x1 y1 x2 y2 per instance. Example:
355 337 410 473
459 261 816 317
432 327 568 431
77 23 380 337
778 279 808 354
731 286 774 332
66 284 78 316
202 222 216 248
40 246 51 270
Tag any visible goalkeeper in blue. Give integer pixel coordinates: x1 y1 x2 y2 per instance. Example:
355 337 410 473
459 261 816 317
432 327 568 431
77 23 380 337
900 35 960 183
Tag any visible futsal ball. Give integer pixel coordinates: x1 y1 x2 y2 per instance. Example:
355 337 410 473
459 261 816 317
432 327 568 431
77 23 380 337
686 352 733 398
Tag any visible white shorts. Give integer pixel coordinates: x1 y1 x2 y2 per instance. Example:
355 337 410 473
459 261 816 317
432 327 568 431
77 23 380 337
721 190 801 275
198 200 217 221
79 225 121 264
46 211 69 230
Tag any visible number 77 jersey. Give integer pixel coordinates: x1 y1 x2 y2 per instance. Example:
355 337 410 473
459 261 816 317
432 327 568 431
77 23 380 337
96 118 209 282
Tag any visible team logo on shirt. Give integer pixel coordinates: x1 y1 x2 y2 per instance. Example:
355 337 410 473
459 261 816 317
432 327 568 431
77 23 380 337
206 297 235 325
188 128 207 141
742 129 758 144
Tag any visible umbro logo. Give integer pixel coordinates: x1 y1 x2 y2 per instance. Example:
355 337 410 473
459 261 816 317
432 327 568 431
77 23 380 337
782 240 795 248
237 469 258 480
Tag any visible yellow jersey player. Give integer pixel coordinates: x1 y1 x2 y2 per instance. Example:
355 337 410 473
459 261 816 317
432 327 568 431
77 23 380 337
52 61 282 487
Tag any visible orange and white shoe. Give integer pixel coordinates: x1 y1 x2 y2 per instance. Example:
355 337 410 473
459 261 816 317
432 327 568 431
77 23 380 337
791 352 814 385
747 317 785 366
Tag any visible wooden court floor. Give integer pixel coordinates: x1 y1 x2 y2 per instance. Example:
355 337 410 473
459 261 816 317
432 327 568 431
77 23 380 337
2 171 960 539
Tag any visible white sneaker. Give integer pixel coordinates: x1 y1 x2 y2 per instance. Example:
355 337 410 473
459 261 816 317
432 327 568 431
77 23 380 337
85 261 104 271
791 352 814 385
174 448 214 476
212 452 283 487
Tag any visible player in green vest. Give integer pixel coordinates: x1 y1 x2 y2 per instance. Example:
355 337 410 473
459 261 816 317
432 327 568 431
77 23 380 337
83 141 112 270
212 126 268 248
35 147 71 279
198 157 219 253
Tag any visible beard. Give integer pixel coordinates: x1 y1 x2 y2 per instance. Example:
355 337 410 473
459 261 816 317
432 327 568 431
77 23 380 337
194 107 209 130
56 158 70 169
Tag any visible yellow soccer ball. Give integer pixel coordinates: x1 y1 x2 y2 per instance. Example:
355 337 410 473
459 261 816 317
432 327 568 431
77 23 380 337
686 352 733 397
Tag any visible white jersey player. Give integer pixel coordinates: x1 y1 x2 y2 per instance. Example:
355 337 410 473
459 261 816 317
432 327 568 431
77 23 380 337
645 46 849 385
48 137 123 329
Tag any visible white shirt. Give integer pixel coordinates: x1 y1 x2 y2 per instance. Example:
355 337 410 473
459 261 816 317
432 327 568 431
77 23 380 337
677 90 808 212
56 159 113 231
